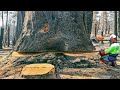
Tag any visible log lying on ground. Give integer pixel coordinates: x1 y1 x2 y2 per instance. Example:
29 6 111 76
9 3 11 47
21 63 57 79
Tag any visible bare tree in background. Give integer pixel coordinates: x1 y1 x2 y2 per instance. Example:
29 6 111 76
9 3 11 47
97 17 100 34
7 11 17 48
0 11 4 49
4 11 9 47
114 11 117 42
3 11 8 47
7 25 10 47
91 11 97 38
104 11 108 34
109 11 114 34
118 11 120 37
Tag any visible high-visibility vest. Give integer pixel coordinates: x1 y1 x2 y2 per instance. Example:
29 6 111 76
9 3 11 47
105 43 120 54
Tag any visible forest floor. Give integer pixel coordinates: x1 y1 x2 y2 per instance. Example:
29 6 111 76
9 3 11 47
1 36 120 79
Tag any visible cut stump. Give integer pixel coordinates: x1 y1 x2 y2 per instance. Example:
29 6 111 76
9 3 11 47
116 61 120 65
11 52 40 57
21 63 57 79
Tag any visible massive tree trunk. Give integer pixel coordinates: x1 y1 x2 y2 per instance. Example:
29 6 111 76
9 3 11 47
14 11 95 52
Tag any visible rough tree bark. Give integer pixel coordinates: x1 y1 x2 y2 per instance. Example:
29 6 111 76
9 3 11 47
4 11 8 47
118 11 120 37
7 26 10 47
14 11 95 52
114 11 117 42
0 29 2 49
83 11 93 38
0 11 4 49
104 11 108 34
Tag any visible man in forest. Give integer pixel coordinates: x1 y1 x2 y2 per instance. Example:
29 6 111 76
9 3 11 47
99 39 120 67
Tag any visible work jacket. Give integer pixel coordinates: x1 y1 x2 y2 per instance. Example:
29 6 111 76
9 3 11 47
105 43 120 54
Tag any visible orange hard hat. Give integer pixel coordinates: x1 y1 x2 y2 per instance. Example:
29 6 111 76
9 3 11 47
97 36 104 40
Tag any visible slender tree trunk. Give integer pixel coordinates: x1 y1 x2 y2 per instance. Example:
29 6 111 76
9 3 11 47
6 11 9 47
12 22 15 48
4 11 8 47
99 11 108 36
0 11 4 49
6 11 8 31
0 28 4 48
104 11 108 35
96 18 100 35
95 24 97 37
1 11 4 41
99 11 104 44
114 11 117 42
105 23 107 34
108 25 110 34
91 11 97 39
118 11 120 37
105 19 108 34
99 11 104 34
2 11 4 28
101 28 104 44
7 26 10 47
0 30 2 49
0 28 2 49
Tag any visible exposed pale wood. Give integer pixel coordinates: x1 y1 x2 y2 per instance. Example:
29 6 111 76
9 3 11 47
116 61 120 65
21 64 55 75
21 63 57 79
11 52 40 57
60 74 99 79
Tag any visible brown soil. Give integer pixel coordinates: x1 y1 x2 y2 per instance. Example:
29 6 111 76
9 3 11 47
0 51 120 79
1 41 120 79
